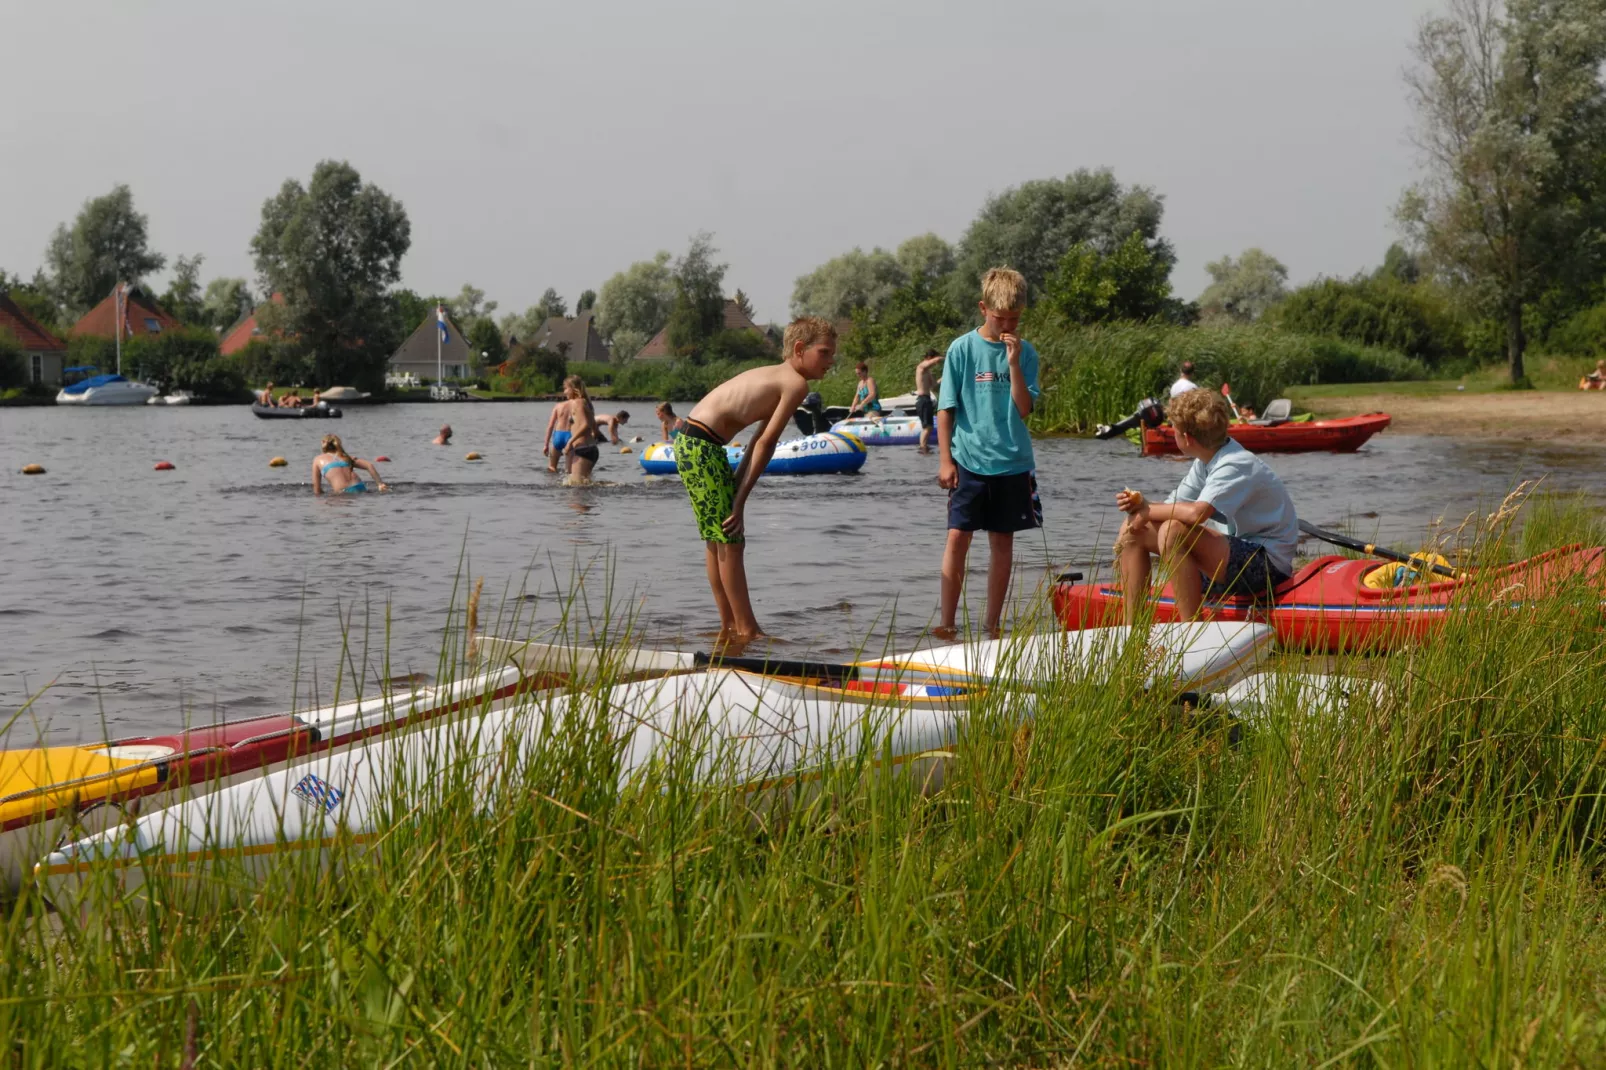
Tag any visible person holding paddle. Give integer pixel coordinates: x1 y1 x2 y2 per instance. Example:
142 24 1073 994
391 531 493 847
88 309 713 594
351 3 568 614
1113 388 1297 622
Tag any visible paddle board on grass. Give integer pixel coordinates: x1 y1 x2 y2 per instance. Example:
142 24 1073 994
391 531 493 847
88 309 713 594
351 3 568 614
37 669 1006 909
1212 672 1385 719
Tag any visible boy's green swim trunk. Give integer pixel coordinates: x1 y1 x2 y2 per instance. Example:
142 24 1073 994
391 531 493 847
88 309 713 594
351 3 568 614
676 434 742 544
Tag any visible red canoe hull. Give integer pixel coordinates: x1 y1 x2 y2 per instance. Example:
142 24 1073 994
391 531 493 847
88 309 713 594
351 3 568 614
1053 547 1606 653
1142 413 1392 457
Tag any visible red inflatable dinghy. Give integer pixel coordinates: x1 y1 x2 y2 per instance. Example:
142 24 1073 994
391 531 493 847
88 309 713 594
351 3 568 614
1053 545 1606 653
1142 413 1392 457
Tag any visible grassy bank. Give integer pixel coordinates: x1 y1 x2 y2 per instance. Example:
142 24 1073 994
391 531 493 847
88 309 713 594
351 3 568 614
9 500 1606 1065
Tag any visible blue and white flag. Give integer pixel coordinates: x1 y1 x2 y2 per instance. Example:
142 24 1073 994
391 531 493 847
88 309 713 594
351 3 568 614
436 305 450 344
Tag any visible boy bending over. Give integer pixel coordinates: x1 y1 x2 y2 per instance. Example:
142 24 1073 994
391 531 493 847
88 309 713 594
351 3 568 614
679 316 838 639
937 267 1041 639
1115 389 1298 621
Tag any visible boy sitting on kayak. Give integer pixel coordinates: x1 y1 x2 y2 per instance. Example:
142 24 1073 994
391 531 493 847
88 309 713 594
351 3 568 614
1114 388 1298 622
678 316 837 641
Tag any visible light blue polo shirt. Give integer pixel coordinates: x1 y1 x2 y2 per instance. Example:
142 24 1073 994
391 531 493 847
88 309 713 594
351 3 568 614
1167 439 1299 576
937 330 1039 476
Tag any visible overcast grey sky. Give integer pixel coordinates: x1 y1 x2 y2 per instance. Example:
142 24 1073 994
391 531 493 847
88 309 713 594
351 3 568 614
1 0 1440 323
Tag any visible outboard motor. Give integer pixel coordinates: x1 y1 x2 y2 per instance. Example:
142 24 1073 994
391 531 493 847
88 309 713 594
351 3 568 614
1095 397 1165 440
794 391 830 435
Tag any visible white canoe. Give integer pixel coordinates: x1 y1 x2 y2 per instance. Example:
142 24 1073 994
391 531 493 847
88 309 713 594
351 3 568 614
37 669 998 907
37 623 1270 906
1212 672 1385 719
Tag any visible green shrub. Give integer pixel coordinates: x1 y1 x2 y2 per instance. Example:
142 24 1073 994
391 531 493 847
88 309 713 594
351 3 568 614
1546 300 1606 358
1267 276 1466 365
65 334 117 375
0 329 23 388
235 339 313 386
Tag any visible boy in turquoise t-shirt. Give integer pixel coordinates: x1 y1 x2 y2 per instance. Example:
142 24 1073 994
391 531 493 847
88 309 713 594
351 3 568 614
936 267 1041 638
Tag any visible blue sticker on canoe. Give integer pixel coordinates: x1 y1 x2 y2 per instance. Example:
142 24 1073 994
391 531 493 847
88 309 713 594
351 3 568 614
914 685 964 697
291 772 343 813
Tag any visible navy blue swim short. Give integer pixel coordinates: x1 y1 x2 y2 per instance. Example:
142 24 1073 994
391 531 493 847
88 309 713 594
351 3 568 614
1202 536 1290 599
947 465 1041 534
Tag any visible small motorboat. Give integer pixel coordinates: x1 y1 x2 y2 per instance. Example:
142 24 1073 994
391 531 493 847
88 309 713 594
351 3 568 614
251 401 343 419
319 385 374 405
1053 546 1606 653
640 431 867 476
831 415 924 446
146 391 194 406
56 374 159 406
1141 412 1392 456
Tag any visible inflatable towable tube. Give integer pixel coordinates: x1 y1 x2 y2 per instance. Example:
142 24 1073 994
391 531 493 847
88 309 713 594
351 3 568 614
640 431 867 476
830 415 923 446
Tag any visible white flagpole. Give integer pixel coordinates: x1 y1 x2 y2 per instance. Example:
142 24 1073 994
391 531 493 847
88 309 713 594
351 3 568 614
115 283 122 375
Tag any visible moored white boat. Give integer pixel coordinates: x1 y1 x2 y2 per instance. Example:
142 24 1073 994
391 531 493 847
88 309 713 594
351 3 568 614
146 391 193 406
56 374 159 406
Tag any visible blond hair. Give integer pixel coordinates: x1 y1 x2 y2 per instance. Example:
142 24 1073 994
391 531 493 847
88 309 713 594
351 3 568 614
320 434 354 464
782 316 837 358
980 267 1028 312
1168 388 1231 448
562 374 589 401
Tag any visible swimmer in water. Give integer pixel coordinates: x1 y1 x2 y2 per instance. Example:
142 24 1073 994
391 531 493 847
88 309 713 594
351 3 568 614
543 392 574 472
433 423 453 445
313 434 389 495
657 401 686 440
561 376 601 484
595 410 630 444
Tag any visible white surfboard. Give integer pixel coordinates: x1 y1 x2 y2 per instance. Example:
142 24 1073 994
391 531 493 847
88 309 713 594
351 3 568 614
1213 672 1384 719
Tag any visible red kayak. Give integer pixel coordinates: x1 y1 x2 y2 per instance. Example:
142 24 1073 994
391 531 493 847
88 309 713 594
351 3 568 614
1053 545 1606 653
1142 413 1391 457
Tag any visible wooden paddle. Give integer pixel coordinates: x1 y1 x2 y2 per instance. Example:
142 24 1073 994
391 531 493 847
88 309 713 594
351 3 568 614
1298 520 1461 579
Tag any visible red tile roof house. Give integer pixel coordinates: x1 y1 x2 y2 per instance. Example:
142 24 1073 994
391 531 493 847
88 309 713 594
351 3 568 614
634 299 766 361
219 293 287 356
70 285 180 340
0 293 67 386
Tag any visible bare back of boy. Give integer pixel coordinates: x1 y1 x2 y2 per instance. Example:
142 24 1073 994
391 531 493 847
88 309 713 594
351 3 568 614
686 364 809 444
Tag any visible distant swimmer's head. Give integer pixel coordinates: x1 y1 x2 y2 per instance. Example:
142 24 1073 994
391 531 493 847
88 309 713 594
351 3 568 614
614 411 629 425
656 402 674 419
783 316 838 381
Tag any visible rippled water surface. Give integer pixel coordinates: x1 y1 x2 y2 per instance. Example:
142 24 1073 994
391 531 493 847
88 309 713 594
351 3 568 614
2 401 1601 740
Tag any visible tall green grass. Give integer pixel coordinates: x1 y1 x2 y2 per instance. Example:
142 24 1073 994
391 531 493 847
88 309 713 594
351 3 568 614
6 501 1606 1065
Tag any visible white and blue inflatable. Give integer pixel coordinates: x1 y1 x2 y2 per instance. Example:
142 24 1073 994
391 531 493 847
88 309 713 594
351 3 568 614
640 431 867 476
831 415 923 446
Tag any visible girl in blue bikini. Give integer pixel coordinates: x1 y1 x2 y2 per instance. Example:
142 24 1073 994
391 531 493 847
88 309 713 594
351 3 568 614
312 434 389 495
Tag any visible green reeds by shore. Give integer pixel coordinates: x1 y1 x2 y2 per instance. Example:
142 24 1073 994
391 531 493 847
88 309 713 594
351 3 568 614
5 498 1606 1066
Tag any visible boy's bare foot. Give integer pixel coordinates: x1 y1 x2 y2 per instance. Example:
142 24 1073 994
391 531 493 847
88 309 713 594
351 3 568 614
932 625 958 642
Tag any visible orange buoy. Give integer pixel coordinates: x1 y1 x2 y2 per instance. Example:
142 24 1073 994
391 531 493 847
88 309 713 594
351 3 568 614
268 457 288 468
465 451 482 461
375 455 391 463
21 464 44 475
619 446 633 454
154 461 175 471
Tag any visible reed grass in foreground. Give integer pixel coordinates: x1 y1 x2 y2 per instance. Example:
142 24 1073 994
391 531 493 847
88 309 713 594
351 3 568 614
5 506 1606 1066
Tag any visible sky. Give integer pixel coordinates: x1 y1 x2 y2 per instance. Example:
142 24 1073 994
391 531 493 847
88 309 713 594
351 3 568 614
0 0 1443 325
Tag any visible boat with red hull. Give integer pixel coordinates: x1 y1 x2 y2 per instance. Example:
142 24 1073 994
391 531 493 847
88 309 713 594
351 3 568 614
1142 413 1392 457
1053 546 1606 652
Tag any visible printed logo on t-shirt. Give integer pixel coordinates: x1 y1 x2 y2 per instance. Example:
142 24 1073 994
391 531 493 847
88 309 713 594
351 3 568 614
974 370 1008 383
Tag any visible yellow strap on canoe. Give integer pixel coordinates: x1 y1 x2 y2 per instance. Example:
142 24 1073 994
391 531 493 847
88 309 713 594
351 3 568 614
0 746 161 825
1363 553 1454 589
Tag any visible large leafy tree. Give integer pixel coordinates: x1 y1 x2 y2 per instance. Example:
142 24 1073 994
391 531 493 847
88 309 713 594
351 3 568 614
791 247 906 319
1198 249 1289 323
161 254 206 325
1399 0 1606 384
1041 233 1175 325
534 288 566 323
594 251 676 343
894 233 956 284
952 169 1173 301
250 160 411 389
201 277 255 330
45 184 166 317
666 233 728 360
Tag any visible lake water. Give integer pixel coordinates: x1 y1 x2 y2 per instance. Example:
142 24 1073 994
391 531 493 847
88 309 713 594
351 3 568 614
2 401 1600 742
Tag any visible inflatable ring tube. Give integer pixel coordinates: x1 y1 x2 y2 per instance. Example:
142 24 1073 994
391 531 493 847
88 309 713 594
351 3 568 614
640 431 867 476
830 415 924 446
